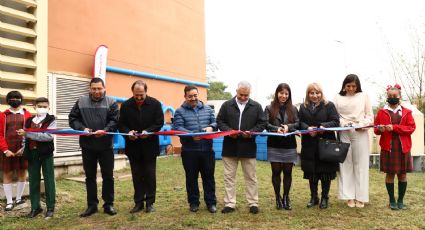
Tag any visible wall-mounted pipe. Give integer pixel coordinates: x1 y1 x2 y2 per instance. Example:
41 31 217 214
106 66 209 88
110 95 176 119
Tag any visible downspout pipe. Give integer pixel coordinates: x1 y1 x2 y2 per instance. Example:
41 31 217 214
106 66 209 88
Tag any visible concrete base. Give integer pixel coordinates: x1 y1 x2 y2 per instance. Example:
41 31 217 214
370 154 424 172
369 154 380 169
0 154 128 200
412 156 424 172
53 154 128 178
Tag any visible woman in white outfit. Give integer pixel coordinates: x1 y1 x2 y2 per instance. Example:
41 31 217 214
334 74 373 208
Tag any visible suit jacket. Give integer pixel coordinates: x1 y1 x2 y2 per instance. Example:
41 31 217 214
118 96 164 160
216 97 266 158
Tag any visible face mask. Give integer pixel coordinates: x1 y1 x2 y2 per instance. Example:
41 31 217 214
36 108 48 116
8 100 21 108
387 97 400 105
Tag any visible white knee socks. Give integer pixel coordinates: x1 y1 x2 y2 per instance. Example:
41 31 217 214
3 184 13 204
16 181 26 201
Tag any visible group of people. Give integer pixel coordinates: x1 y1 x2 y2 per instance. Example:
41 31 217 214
264 75 415 212
0 74 416 219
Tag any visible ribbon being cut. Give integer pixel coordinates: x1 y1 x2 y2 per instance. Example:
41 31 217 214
25 125 375 139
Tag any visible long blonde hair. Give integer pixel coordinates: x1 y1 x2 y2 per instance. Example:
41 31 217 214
304 82 328 106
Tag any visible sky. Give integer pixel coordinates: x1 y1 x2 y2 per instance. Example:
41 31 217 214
204 0 425 106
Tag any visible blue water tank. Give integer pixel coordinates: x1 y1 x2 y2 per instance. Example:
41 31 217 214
213 137 224 160
213 135 268 161
159 125 172 155
112 132 125 154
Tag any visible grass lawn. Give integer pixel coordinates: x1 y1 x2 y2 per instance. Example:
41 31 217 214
1 156 425 229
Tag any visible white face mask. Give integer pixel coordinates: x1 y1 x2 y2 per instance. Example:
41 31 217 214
36 108 48 116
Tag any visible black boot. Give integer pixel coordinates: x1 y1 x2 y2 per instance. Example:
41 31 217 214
320 179 331 209
283 195 292 210
307 195 319 208
319 197 329 209
275 195 283 209
307 179 319 208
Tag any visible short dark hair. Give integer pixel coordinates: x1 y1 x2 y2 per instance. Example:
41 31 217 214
131 80 148 91
339 74 362 96
184 85 198 96
34 97 49 105
6 91 23 101
90 78 105 87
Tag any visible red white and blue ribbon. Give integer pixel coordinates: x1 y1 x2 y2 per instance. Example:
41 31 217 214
25 125 376 140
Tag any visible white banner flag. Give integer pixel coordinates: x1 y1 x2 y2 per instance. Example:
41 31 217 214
93 45 108 84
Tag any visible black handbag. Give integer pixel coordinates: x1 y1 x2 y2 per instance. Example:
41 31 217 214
318 136 350 163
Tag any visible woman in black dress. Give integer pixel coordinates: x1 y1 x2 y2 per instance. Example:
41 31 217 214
299 83 340 209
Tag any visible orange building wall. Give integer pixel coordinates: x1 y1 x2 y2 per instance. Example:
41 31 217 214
48 0 207 108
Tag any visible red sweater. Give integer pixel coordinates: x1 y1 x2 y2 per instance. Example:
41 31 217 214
0 108 32 152
374 106 416 154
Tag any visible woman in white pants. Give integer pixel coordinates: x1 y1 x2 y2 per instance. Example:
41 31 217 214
334 74 373 208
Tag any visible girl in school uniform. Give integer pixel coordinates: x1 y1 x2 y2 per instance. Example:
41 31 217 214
0 91 32 211
374 84 416 210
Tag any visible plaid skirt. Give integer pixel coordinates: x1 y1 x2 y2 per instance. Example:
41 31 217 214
380 150 412 174
0 155 28 172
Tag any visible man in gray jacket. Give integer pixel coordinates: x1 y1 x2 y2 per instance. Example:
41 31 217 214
69 78 119 217
173 85 217 213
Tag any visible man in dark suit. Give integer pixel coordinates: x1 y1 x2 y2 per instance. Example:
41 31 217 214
216 81 266 214
118 80 164 213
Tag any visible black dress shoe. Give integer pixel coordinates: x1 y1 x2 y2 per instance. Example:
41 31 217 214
130 203 144 214
104 206 117 215
79 206 98 217
45 208 54 218
5 203 14 211
249 206 259 214
15 199 25 205
306 196 319 208
207 205 217 213
319 197 328 209
283 195 292 210
275 195 283 209
146 204 155 213
28 208 43 218
189 204 199 212
221 206 235 214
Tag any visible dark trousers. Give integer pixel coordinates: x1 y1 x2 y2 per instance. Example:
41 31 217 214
128 155 157 206
82 148 114 208
28 151 56 210
181 150 216 206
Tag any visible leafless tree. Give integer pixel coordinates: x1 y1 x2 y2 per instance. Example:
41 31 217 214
387 25 425 110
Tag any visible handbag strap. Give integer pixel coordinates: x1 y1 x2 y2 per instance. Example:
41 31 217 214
336 131 341 142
